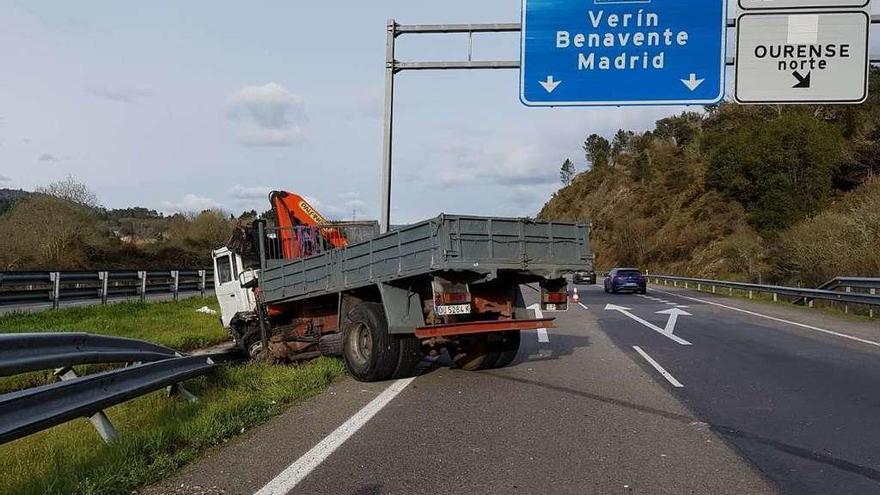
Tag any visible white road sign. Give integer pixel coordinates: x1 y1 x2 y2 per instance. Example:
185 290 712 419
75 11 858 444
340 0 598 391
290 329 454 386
735 11 870 104
739 0 870 10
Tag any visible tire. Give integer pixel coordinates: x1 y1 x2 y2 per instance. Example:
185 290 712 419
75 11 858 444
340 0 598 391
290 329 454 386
392 335 423 379
451 335 495 371
490 330 521 368
342 302 399 382
318 333 344 356
242 330 268 361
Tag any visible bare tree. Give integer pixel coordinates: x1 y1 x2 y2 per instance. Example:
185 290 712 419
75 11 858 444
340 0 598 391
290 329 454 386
36 175 100 208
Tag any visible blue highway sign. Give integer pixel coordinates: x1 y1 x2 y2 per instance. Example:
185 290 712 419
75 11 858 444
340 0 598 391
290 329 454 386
520 0 728 106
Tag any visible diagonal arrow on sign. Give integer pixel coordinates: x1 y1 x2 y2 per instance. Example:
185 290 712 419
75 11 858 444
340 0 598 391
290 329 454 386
656 307 692 335
605 304 692 346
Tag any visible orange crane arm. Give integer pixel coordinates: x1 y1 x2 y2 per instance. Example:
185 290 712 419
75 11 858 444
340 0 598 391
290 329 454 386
269 191 348 259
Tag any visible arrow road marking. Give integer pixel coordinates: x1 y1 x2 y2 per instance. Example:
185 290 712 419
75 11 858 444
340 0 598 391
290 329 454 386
539 75 562 93
605 304 692 346
633 346 684 388
656 307 692 335
681 73 705 92
792 70 812 89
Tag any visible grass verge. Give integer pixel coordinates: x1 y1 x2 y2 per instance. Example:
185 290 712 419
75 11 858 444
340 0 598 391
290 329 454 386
0 297 348 495
0 296 228 351
0 358 345 495
0 297 230 393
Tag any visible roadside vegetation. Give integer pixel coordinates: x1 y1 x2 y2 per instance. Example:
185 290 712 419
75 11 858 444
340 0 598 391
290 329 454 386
541 68 880 287
0 298 347 495
0 358 345 495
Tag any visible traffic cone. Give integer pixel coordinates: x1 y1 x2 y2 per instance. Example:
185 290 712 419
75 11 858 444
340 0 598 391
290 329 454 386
572 287 580 303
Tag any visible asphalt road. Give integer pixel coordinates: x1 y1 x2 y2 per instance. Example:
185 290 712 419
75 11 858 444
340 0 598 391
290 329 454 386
146 284 880 495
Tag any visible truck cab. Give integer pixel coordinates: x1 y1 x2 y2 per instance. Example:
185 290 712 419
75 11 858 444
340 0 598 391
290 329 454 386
211 247 257 328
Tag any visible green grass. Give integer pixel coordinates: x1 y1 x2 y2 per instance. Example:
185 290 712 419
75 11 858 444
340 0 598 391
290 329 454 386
0 297 230 394
0 297 348 495
0 297 228 351
0 358 345 495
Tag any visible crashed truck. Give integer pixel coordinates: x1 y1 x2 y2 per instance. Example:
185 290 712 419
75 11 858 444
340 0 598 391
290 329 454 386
212 191 592 382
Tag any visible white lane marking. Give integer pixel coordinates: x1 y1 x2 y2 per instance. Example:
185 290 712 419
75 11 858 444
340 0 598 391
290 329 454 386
254 378 416 495
529 304 550 343
651 288 880 349
578 302 589 310
676 305 690 309
604 304 693 346
633 346 684 388
537 328 550 343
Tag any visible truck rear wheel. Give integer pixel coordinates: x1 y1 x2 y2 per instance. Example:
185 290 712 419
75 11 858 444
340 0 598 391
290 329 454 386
342 302 399 382
392 335 423 379
490 330 521 368
318 333 343 356
451 335 497 371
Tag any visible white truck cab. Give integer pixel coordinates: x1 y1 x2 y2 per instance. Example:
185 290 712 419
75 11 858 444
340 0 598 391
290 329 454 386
211 247 258 328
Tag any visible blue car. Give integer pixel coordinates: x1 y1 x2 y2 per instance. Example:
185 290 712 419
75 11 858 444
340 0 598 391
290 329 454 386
604 268 647 295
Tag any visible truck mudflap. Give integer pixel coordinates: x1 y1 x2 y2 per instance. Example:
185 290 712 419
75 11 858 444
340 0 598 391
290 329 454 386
414 318 555 339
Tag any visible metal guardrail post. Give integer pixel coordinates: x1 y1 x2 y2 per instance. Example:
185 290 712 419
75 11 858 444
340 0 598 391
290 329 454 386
773 293 778 302
99 271 109 305
712 285 716 294
50 272 60 310
845 286 852 314
872 289 876 318
138 271 147 302
199 270 207 297
749 290 753 299
54 367 119 443
171 270 180 302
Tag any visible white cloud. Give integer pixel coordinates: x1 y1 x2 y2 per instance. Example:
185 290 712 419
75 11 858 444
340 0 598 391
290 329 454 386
228 185 272 201
85 84 154 103
38 153 59 162
226 82 306 147
161 194 224 214
0 175 11 184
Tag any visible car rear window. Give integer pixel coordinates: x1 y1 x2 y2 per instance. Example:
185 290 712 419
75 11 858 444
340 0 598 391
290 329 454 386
618 270 641 277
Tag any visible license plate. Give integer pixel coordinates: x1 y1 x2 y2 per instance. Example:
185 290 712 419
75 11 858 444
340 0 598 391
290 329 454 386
436 303 471 316
545 304 557 311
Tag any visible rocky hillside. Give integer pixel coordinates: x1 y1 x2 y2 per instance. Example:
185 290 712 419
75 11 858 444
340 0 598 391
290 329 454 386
539 69 880 286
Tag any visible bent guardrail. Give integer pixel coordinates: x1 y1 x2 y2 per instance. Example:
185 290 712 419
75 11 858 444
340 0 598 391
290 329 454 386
0 332 236 445
648 275 880 317
0 269 215 309
0 333 180 376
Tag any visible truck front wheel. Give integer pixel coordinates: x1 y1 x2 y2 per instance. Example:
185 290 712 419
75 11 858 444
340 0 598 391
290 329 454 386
342 302 400 382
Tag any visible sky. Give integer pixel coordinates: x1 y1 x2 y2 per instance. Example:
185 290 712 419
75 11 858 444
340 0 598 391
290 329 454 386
1 1 877 223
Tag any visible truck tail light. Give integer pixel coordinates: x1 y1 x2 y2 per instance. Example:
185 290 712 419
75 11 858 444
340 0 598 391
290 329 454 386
432 277 472 316
540 284 569 312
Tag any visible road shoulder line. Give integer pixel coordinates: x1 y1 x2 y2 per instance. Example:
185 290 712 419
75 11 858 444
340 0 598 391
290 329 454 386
254 377 415 495
652 288 880 350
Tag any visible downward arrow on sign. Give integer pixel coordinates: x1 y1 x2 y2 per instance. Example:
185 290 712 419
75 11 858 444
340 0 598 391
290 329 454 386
681 73 705 92
539 75 562 93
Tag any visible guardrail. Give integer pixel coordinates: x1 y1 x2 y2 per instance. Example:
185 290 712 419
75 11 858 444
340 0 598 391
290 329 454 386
0 269 215 309
0 332 236 445
648 275 880 318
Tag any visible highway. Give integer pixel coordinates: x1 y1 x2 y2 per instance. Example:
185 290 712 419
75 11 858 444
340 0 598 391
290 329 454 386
145 284 880 495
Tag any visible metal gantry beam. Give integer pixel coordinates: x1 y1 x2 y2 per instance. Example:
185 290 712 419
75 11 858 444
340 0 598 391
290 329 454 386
378 16 880 232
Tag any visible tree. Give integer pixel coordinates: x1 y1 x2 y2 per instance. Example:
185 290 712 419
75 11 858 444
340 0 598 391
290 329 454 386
583 134 611 170
36 176 99 208
0 196 105 269
706 109 845 231
559 159 576 186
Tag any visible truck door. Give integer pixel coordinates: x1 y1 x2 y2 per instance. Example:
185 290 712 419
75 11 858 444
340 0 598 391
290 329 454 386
213 251 245 327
